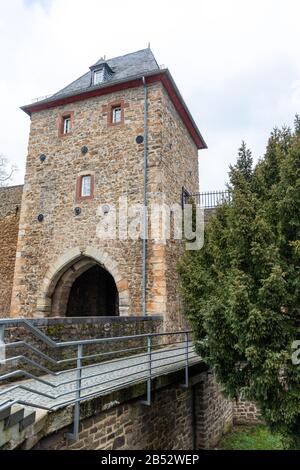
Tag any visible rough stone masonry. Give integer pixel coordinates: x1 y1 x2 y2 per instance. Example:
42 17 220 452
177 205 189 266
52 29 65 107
0 49 261 451
0 185 23 317
6 48 205 327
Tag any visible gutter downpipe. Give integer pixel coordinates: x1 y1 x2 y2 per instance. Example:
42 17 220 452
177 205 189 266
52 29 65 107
142 76 148 316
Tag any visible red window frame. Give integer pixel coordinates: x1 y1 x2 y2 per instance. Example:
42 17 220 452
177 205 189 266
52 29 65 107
76 174 95 202
57 111 74 137
103 100 128 126
112 105 122 124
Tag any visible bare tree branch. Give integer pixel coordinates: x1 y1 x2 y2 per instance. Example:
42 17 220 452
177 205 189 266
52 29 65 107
0 154 18 186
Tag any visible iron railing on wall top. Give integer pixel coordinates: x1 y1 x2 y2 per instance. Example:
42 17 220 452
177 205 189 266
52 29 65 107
182 189 232 209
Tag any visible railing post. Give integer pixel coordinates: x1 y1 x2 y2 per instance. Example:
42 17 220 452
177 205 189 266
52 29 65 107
180 332 189 389
141 336 152 406
65 344 83 441
0 324 5 366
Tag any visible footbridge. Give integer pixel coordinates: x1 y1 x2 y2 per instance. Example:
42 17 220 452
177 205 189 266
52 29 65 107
0 318 211 449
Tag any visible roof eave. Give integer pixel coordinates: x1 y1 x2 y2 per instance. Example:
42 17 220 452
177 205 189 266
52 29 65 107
20 69 162 114
164 70 207 150
21 69 207 150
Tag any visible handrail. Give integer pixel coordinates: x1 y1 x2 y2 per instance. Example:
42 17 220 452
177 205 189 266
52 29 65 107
0 317 190 347
0 318 57 347
0 319 198 441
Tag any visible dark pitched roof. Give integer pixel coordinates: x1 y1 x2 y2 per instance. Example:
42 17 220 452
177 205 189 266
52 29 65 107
21 48 207 149
51 48 159 100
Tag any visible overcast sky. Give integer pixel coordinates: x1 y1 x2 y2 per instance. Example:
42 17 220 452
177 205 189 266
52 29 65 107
1 0 299 190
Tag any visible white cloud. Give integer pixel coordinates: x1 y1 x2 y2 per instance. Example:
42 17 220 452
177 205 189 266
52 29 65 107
0 0 299 189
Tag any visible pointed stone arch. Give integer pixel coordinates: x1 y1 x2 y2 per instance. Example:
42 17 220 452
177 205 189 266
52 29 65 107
37 246 130 317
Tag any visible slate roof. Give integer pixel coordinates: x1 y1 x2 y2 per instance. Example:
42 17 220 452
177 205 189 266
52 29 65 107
21 48 207 149
51 48 160 100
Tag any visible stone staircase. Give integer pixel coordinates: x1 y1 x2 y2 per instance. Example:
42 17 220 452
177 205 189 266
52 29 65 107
0 403 39 450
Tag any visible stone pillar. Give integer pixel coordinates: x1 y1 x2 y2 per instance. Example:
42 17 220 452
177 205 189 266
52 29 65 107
194 371 233 449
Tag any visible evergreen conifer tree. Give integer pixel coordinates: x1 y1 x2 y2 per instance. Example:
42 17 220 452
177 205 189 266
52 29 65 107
179 118 300 448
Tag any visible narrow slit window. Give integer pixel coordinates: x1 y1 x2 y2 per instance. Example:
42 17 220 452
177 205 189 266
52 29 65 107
63 116 71 134
81 175 92 197
112 106 122 124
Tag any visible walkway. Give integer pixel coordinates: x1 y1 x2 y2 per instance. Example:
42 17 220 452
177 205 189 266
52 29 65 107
0 343 200 411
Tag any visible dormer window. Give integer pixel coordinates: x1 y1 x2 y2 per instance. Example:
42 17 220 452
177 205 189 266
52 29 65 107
90 62 113 87
93 69 105 85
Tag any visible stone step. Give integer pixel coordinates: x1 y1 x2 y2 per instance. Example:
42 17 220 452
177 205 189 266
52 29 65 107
19 409 36 432
4 405 24 430
0 405 38 449
0 404 12 422
0 420 12 447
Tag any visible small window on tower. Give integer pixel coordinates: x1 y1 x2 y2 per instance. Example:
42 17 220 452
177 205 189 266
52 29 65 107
76 174 94 201
81 175 92 197
63 116 71 134
112 106 122 124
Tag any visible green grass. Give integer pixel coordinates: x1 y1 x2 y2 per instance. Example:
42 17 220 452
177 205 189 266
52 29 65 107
218 425 284 450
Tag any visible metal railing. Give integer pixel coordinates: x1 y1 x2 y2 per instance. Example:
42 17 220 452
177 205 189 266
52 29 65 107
31 94 53 103
182 189 232 209
0 319 198 440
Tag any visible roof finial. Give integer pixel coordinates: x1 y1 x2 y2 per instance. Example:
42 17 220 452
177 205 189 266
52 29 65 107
148 42 150 49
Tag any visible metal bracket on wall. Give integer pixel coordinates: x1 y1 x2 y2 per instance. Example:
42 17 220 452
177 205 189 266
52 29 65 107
65 344 83 441
0 325 5 364
141 336 152 406
179 332 189 389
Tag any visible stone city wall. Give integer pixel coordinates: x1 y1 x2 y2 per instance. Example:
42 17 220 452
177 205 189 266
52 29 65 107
233 398 262 425
0 185 23 317
29 368 232 450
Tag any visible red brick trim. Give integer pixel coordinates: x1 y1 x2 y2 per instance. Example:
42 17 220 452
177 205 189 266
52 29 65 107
76 174 95 202
102 99 129 126
57 111 74 137
23 72 206 149
149 74 206 149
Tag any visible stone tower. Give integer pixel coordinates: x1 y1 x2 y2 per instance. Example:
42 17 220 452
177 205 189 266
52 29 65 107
10 49 206 328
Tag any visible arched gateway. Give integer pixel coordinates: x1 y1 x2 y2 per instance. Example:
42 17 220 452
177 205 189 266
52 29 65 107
36 247 130 317
8 48 205 322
